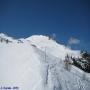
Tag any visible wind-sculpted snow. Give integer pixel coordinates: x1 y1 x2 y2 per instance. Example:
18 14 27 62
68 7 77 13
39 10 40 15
0 34 90 90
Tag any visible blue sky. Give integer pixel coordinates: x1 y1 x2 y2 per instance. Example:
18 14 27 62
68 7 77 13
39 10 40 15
0 0 90 51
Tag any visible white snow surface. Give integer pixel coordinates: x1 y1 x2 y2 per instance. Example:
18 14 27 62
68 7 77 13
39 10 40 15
0 34 90 90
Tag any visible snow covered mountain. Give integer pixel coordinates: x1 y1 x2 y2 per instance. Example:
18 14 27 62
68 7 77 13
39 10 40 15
0 33 90 90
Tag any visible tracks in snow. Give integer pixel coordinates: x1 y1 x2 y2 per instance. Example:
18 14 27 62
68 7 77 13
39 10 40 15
32 46 90 90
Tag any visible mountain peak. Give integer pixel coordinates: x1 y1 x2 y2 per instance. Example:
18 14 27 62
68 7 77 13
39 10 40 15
26 35 51 41
26 35 80 59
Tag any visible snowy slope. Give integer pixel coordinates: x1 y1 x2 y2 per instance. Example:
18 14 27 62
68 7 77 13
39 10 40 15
0 34 90 90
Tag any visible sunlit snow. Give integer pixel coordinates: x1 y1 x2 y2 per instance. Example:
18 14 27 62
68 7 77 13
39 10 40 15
0 34 90 90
